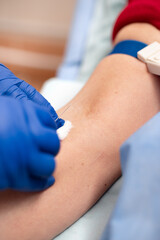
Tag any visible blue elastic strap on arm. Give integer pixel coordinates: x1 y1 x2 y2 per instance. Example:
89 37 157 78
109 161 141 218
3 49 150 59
109 40 147 58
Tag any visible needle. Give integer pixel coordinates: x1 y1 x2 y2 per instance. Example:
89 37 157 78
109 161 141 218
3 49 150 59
55 104 72 123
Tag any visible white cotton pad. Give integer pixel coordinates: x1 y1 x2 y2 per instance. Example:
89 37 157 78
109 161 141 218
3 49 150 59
57 121 73 141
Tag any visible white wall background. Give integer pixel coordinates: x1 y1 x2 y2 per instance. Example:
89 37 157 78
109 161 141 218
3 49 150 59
0 0 76 38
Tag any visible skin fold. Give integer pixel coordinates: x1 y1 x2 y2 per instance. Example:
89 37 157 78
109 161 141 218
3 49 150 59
0 23 160 240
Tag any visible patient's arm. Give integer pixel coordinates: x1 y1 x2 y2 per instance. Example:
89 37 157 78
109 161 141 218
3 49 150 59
0 23 160 240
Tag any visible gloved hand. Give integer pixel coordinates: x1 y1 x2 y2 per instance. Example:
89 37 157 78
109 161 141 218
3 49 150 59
0 96 60 192
0 63 64 128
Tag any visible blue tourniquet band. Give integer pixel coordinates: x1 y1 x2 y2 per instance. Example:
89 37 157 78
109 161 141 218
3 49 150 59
109 40 147 58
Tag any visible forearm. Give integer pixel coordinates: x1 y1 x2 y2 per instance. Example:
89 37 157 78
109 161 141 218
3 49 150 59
0 24 160 240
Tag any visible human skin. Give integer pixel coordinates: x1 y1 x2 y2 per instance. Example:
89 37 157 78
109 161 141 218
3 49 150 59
0 23 160 240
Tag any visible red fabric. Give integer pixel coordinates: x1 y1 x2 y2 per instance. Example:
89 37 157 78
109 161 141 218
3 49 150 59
112 0 160 40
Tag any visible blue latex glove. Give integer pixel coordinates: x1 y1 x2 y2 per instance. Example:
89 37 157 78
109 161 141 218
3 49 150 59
0 96 60 192
0 63 64 129
101 113 160 240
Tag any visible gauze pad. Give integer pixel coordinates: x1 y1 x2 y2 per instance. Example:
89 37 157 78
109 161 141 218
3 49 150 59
57 121 73 141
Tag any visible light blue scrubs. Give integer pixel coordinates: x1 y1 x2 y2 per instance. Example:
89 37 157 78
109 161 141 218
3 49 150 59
57 0 97 80
101 112 160 240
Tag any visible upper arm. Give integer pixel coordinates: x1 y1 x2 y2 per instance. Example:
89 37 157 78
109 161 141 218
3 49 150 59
113 0 160 41
112 0 160 45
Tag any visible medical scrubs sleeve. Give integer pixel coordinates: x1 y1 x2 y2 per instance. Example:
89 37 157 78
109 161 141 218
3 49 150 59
101 112 160 240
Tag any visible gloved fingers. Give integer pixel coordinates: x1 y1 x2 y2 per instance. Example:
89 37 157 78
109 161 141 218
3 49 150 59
56 118 65 129
19 81 39 100
19 80 39 98
0 64 22 95
28 176 55 192
37 106 65 129
19 81 59 120
35 106 57 129
3 85 28 100
36 127 60 155
28 153 56 178
47 104 59 122
18 80 65 128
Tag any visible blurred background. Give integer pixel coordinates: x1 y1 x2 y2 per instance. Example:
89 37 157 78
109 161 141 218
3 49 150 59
0 0 75 90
